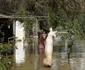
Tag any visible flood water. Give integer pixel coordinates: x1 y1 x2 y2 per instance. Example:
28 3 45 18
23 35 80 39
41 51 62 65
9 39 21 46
10 38 85 70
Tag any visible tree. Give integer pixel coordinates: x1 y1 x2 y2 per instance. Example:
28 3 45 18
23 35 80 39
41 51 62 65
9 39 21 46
0 0 85 39
48 0 85 39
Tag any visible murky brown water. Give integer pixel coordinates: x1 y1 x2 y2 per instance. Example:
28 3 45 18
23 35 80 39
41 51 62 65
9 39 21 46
10 53 85 70
10 39 85 70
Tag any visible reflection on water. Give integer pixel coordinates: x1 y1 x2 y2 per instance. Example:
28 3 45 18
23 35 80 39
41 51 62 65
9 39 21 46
11 39 85 70
15 40 25 65
70 58 85 70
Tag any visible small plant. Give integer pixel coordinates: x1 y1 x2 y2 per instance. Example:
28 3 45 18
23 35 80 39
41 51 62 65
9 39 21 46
0 42 14 70
0 55 14 70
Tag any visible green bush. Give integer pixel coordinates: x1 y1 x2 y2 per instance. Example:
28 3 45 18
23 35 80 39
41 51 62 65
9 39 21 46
0 43 14 70
0 55 13 70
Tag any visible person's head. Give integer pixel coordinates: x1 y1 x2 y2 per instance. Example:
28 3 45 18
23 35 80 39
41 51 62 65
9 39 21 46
49 27 52 32
48 27 57 37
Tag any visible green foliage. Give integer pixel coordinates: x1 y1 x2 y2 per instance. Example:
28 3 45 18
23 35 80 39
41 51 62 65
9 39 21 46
0 42 14 70
0 43 13 54
23 18 35 37
0 0 85 39
0 30 4 43
48 0 85 39
0 55 13 70
0 0 35 15
48 0 83 24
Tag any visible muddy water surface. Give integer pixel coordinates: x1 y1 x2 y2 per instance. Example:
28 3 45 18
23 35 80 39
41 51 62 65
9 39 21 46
10 39 85 70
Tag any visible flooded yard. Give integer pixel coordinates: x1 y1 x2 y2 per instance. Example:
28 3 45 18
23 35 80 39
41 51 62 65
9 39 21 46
11 53 85 70
10 38 85 70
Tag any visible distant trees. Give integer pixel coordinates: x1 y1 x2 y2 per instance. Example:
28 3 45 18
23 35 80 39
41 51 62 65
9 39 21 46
48 0 85 39
0 0 85 39
48 0 84 27
0 0 35 15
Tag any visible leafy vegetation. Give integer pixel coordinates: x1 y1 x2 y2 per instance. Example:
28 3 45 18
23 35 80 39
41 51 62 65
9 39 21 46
48 0 85 39
0 0 85 39
0 24 14 70
0 42 14 70
0 1 85 69
0 55 13 70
